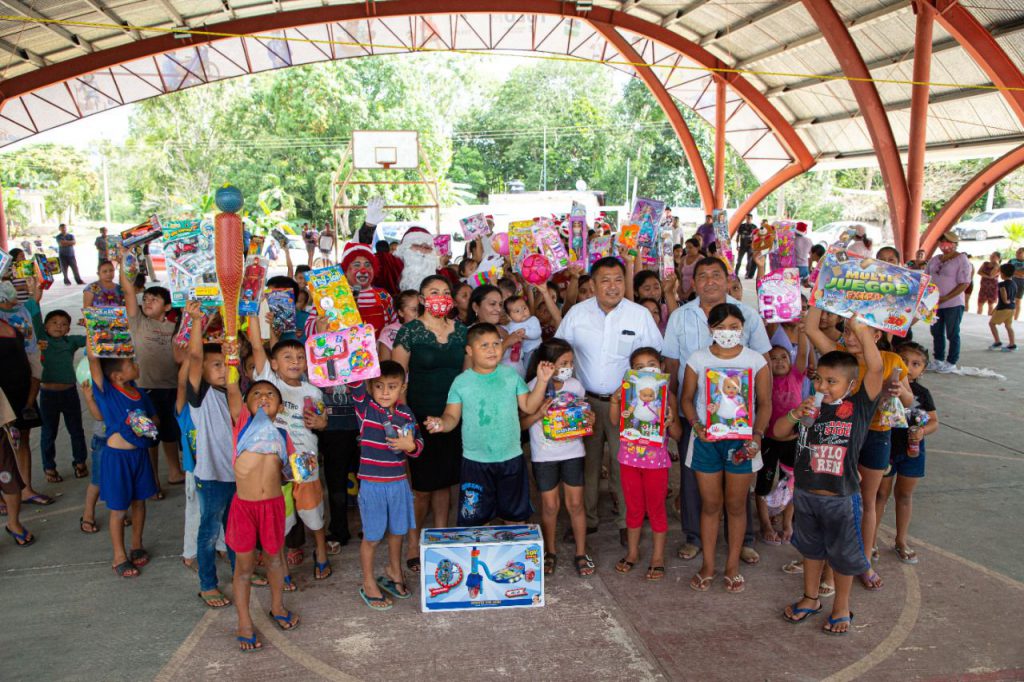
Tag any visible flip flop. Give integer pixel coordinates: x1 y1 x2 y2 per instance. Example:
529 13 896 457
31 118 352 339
645 565 666 582
574 554 595 578
44 469 63 483
859 570 883 591
784 596 823 623
314 560 332 581
112 560 139 578
79 517 99 534
283 574 296 592
894 545 919 565
74 463 89 479
22 494 54 506
406 557 421 573
5 525 35 546
237 633 263 652
376 575 411 599
781 559 804 575
269 610 300 631
724 574 746 594
615 557 636 574
544 553 557 576
819 582 836 598
689 573 713 592
286 548 304 566
359 587 393 611
823 612 855 636
198 591 232 608
129 548 150 567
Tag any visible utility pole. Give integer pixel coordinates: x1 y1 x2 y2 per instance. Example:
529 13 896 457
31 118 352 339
542 125 547 192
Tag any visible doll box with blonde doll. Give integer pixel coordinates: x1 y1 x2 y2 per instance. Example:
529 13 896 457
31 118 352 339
704 367 754 441
619 370 669 447
305 324 381 388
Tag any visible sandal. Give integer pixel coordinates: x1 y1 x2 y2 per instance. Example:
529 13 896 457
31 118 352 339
79 517 99 534
22 494 54 506
870 546 879 562
574 554 595 578
894 545 919 565
74 463 89 479
129 548 150 567
823 612 855 636
677 543 701 561
359 587 393 611
782 559 804 575
198 591 231 608
237 633 263 652
689 573 713 592
151 490 165 501
269 610 300 631
44 469 63 483
859 570 883 591
376 575 411 599
646 565 666 582
615 557 636 574
182 557 198 572
784 595 823 623
286 548 304 566
819 582 836 598
760 529 782 546
250 573 269 587
112 560 139 578
406 557 421 573
724 574 746 594
313 560 332 580
740 546 760 565
544 553 557 576
5 525 35 546
283 574 296 592
326 540 342 555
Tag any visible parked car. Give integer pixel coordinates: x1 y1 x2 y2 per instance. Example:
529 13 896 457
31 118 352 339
953 208 1024 241
811 221 888 249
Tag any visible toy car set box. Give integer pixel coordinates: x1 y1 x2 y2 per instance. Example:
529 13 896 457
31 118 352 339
420 525 544 613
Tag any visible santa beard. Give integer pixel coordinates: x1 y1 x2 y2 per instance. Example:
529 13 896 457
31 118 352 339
397 243 440 292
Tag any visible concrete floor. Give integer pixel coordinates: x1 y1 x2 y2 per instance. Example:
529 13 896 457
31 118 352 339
1 277 1022 682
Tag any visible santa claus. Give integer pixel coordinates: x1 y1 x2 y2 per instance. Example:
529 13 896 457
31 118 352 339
395 226 457 292
340 242 397 339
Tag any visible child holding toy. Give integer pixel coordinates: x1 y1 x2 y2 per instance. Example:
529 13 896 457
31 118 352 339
519 338 595 578
680 303 772 594
610 347 681 582
35 309 89 482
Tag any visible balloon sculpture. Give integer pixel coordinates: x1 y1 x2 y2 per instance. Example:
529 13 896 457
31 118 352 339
214 184 244 380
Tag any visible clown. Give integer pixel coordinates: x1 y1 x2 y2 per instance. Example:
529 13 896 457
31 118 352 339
339 242 397 340
395 227 456 293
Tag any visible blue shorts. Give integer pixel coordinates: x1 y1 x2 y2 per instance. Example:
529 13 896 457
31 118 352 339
797 265 810 279
99 445 157 511
690 438 756 475
357 480 416 542
90 435 106 486
458 455 532 526
886 441 926 478
859 429 891 471
792 489 870 576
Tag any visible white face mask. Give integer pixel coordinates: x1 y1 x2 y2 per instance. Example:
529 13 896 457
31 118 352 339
636 366 658 373
712 329 742 349
555 367 573 382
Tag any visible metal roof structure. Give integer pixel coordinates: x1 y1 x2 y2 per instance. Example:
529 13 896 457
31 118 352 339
0 1 1022 253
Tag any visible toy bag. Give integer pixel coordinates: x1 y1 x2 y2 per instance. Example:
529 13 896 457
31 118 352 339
308 264 361 332
619 370 669 450
287 451 319 483
757 268 801 323
704 367 754 441
83 306 134 358
305 324 381 388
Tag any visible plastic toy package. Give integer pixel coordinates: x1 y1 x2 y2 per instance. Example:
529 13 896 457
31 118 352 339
433 234 451 258
188 284 224 310
13 260 34 279
757 268 802 323
704 367 754 441
630 197 665 252
173 309 219 347
770 221 796 270
588 234 613 267
533 224 569 275
266 287 296 334
916 281 940 325
163 219 217 307
713 209 734 268
809 251 929 337
541 392 592 441
459 213 493 241
127 409 159 441
420 525 544 612
307 265 361 332
0 248 13 279
616 223 640 256
239 246 267 318
470 263 503 288
619 370 669 459
305 324 381 388
33 253 53 289
567 202 588 269
120 215 163 248
83 306 134 358
269 228 289 248
508 220 538 272
287 450 319 483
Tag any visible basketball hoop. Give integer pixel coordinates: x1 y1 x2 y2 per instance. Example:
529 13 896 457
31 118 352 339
375 146 398 170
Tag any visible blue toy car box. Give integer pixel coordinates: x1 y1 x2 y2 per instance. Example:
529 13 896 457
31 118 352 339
420 525 545 612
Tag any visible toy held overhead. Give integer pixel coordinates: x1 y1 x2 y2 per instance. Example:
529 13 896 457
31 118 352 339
214 184 245 375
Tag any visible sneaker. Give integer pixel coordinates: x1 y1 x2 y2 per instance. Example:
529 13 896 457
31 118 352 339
1002 345 1018 352
927 359 947 372
937 362 958 373
988 342 1003 351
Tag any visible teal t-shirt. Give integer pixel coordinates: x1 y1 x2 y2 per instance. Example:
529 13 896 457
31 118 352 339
447 365 528 464
40 333 87 384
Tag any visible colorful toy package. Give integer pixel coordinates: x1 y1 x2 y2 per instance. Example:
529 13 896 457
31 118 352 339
630 197 665 252
287 451 319 484
45 256 60 275
13 260 34 279
616 223 640 256
433 234 451 257
0 248 11 279
459 213 493 241
420 524 544 612
83 306 134 358
120 215 163 248
567 203 588 269
659 232 676 279
305 324 381 388
163 218 217 307
308 264 361 332
770 221 796 270
172 309 216 347
809 252 929 337
541 392 592 441
757 268 801 323
588 234 613 267
269 228 289 247
33 253 53 289
470 263 503 288
619 370 669 456
508 220 538 272
266 287 296 334
704 367 754 441
533 223 569 275
188 285 224 310
916 281 939 325
713 209 734 268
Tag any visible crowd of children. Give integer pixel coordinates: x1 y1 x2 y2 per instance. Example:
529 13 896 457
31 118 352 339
4 214 974 650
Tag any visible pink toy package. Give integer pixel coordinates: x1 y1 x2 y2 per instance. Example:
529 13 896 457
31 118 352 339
533 224 569 275
304 324 381 388
757 268 801 323
433 234 451 257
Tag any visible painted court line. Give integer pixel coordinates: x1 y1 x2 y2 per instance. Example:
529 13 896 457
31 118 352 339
929 448 1023 463
153 609 221 682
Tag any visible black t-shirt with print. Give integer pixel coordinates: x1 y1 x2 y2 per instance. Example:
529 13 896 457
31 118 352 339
997 280 1017 310
737 222 755 248
794 385 880 496
890 381 935 457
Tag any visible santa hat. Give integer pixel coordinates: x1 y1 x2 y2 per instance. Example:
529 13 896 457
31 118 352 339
340 242 376 272
796 221 808 234
401 226 432 245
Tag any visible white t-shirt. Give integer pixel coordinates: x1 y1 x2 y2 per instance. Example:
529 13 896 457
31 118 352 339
527 377 586 463
253 364 323 454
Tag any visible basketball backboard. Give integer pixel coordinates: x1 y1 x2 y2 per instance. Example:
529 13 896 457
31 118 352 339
351 130 419 169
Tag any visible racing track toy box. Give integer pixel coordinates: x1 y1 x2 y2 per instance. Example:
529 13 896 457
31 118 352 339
420 525 544 613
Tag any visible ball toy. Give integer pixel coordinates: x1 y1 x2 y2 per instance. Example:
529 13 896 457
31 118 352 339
492 232 510 257
215 184 244 213
521 253 552 285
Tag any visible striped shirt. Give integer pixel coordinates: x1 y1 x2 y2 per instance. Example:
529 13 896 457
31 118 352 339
356 287 398 339
351 382 423 482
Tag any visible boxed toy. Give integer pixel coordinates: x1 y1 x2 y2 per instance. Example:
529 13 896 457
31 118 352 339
433 234 451 258
33 253 53 289
757 268 801 323
305 324 380 388
0 248 11 278
617 223 639 256
704 367 754 441
13 260 34 279
83 306 134 358
266 287 296 334
630 197 664 252
567 202 588 269
508 220 537 272
420 525 544 612
619 370 670 458
588 234 613 267
459 213 493 241
770 221 796 270
533 223 569 275
163 218 216 307
541 392 592 441
713 209 734 269
239 237 267 317
308 264 361 332
121 215 163 248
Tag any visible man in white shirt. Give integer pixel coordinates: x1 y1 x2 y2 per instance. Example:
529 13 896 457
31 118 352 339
663 257 771 563
556 257 663 545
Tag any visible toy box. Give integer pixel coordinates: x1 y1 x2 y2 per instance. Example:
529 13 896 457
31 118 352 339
770 221 796 270
121 215 163 248
308 264 361 332
541 393 592 441
459 213 492 241
533 223 569 275
266 287 296 334
705 367 754 441
420 525 544 612
630 197 664 252
163 219 216 307
13 260 34 279
0 248 11 279
713 209 734 268
83 306 134 358
508 220 537 272
33 253 53 289
239 237 267 317
188 284 223 310
433 234 451 258
619 370 669 456
809 251 929 337
588 234 613 267
757 268 801 323
305 324 380 387
567 203 588 269
616 223 639 255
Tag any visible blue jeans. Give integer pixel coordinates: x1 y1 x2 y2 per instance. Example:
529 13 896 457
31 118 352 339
39 386 87 470
930 304 964 364
196 477 236 592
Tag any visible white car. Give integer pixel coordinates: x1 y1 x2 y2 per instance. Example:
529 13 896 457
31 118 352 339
811 221 888 249
953 208 1024 241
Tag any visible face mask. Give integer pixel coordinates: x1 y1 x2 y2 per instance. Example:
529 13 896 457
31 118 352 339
555 367 573 382
712 329 742 349
636 366 658 373
938 242 955 255
423 294 454 318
